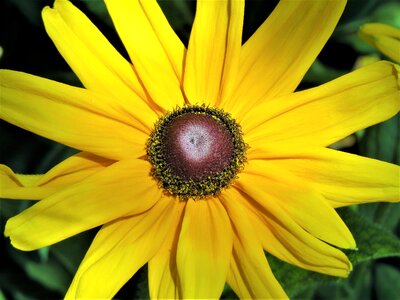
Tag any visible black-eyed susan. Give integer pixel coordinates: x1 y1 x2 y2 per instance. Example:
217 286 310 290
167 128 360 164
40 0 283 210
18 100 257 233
1 0 399 299
359 23 400 63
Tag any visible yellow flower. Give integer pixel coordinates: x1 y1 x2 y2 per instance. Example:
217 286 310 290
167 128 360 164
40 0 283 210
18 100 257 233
1 0 399 299
359 23 400 63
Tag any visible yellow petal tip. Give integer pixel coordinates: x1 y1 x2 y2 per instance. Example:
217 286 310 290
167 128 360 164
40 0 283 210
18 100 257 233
393 63 400 88
347 261 353 275
41 5 52 14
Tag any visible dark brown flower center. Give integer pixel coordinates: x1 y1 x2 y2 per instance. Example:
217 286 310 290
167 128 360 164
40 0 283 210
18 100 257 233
164 113 233 180
147 105 247 199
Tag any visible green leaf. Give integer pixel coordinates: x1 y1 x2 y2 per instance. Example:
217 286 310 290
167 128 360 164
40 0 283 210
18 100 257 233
24 260 70 294
268 255 336 298
370 2 400 28
375 264 400 299
356 202 400 234
0 248 61 299
9 247 71 294
38 247 50 262
340 208 400 264
313 262 373 300
13 292 37 300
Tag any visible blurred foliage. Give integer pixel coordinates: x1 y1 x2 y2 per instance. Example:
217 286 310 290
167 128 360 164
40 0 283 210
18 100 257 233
0 0 399 299
360 114 400 165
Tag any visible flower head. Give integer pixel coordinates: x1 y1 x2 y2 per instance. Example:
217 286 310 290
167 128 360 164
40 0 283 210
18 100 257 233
359 23 400 63
1 0 399 299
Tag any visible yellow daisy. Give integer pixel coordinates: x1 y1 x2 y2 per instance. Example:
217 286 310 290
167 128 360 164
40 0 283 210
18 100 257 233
1 0 399 299
359 22 400 63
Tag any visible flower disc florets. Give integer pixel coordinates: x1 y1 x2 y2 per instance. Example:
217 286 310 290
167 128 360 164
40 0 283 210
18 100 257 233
147 105 247 199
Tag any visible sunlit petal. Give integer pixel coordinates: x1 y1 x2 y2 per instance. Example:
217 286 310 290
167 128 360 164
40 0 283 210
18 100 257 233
66 197 178 299
240 160 356 249
360 23 400 62
176 198 232 299
184 0 244 106
242 61 400 147
0 70 152 160
220 188 288 299
232 183 352 277
104 0 185 111
43 1 156 113
148 200 186 300
5 159 160 250
248 144 400 207
0 152 113 200
225 0 346 115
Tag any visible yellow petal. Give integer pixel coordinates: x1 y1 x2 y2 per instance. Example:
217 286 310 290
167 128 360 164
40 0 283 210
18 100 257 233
66 196 178 299
224 0 346 115
43 2 157 115
219 189 288 299
373 36 400 63
240 160 356 249
359 23 400 63
235 186 352 277
1 166 40 190
104 0 185 111
0 70 150 160
176 198 232 299
148 200 186 300
248 144 400 208
0 152 113 200
184 0 244 106
5 159 160 250
360 23 400 38
243 61 400 147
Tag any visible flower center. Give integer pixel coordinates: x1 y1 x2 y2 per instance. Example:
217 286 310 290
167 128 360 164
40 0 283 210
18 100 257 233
164 113 233 179
147 105 246 199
